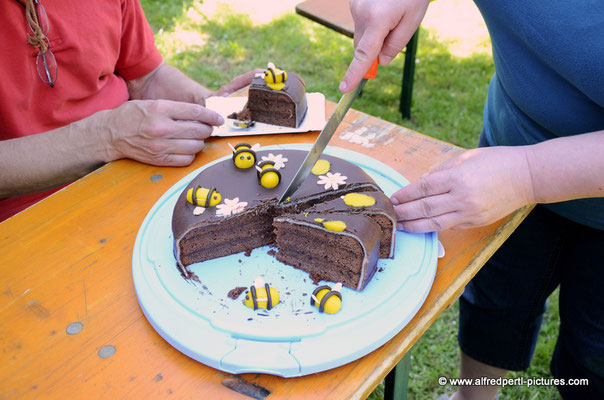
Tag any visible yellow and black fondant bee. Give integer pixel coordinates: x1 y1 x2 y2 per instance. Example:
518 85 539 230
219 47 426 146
255 160 281 189
311 283 343 314
244 277 280 310
186 186 221 207
229 142 259 169
264 62 287 91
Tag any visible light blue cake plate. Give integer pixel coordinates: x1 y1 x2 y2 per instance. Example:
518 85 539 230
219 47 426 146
133 144 437 377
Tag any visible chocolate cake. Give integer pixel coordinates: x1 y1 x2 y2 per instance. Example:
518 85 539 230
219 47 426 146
305 191 396 258
171 146 395 290
273 212 381 291
228 62 308 128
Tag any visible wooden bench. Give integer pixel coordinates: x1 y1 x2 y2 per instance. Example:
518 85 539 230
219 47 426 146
295 0 419 119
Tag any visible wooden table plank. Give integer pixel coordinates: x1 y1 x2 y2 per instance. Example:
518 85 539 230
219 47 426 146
0 100 531 399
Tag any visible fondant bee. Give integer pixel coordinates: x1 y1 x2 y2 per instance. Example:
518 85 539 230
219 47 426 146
311 283 343 314
244 277 280 310
229 142 260 169
255 160 281 189
264 62 287 91
186 186 221 207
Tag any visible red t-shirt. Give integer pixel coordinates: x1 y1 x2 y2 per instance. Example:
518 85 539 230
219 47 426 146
0 0 163 221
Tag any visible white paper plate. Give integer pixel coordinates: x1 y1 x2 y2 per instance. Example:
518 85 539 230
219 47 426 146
207 93 326 137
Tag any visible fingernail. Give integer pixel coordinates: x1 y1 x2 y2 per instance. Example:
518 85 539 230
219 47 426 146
390 196 399 205
397 222 405 231
339 81 347 92
217 115 224 125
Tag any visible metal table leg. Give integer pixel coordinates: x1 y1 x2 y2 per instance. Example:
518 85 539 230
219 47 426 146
384 351 411 400
400 30 419 119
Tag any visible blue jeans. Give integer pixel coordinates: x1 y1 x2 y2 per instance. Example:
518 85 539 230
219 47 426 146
458 134 604 399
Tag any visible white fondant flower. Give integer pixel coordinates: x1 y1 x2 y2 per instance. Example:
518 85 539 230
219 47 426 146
317 172 348 190
260 153 288 169
215 197 248 217
193 206 205 216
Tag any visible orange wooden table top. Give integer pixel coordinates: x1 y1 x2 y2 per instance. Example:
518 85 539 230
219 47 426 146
0 101 532 399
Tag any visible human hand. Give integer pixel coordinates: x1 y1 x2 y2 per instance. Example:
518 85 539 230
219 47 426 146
129 63 264 105
99 99 223 167
391 146 536 232
211 69 265 97
340 0 430 92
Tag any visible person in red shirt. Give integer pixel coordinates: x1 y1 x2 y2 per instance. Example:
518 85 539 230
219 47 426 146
0 0 258 221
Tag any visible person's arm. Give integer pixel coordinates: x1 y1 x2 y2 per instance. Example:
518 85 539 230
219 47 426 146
339 0 430 92
391 130 604 232
0 62 260 198
0 99 221 197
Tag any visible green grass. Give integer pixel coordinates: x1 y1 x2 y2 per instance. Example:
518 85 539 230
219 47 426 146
139 2 562 398
142 2 494 148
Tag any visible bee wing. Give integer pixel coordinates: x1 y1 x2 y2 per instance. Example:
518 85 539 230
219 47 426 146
251 143 261 151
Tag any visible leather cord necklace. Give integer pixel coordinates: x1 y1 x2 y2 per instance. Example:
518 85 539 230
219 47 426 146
15 0 49 53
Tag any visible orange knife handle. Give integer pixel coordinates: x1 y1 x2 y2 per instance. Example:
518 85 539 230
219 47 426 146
363 58 379 79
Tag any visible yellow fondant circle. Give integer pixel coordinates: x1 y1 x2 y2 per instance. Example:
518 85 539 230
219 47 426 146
323 220 346 232
343 192 376 207
311 159 331 175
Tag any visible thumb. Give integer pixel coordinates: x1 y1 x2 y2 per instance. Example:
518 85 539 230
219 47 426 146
215 69 264 97
340 28 386 92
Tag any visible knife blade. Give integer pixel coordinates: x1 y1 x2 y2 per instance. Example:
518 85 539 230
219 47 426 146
278 59 379 203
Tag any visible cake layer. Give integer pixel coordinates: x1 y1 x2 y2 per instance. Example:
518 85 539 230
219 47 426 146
273 212 381 291
275 248 361 290
180 235 270 268
274 230 364 272
179 210 274 255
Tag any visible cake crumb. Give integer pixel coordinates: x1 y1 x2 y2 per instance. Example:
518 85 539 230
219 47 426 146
267 249 277 257
244 249 252 257
227 286 247 300
378 267 384 272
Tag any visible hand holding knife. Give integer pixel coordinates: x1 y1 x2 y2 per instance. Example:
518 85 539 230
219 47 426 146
278 58 379 203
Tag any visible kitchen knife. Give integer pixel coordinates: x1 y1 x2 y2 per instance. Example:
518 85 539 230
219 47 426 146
278 59 378 203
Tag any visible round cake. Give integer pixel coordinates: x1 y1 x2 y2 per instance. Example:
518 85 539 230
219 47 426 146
171 145 396 290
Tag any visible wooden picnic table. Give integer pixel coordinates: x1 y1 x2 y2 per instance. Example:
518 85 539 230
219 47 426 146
0 98 532 399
